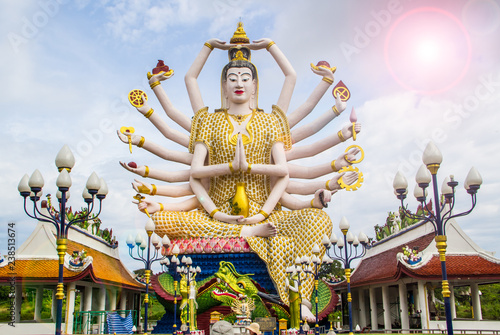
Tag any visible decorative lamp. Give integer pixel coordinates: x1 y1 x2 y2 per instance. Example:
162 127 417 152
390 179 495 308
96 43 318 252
358 232 368 244
465 167 482 190
56 190 70 200
145 218 155 233
346 232 355 244
86 172 101 194
55 145 75 172
29 169 44 191
151 233 160 247
126 234 134 247
336 238 345 249
330 232 338 244
416 165 431 188
413 185 427 202
172 244 180 255
135 234 143 246
339 216 350 231
353 236 360 247
422 141 443 167
441 177 453 196
18 174 31 196
312 244 321 254
162 235 171 247
322 234 331 247
97 178 108 199
56 169 72 189
393 171 408 194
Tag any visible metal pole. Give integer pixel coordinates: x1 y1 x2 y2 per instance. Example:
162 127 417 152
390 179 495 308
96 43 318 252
431 173 453 335
343 234 353 335
314 262 319 335
144 233 152 333
55 190 68 335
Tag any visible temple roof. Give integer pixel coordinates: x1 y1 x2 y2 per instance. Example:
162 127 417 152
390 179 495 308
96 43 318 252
345 219 500 288
0 219 143 290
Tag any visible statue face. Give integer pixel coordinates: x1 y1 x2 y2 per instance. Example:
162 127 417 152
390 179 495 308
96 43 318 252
224 67 256 105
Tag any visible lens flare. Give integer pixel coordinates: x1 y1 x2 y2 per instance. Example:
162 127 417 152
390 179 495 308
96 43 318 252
384 7 471 94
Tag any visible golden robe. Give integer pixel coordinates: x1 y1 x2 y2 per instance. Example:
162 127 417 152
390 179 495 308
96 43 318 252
153 106 332 303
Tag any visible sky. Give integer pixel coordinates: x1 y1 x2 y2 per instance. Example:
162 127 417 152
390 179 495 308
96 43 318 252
1 0 500 274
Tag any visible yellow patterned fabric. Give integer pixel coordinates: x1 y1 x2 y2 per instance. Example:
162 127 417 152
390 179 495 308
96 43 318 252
153 107 332 303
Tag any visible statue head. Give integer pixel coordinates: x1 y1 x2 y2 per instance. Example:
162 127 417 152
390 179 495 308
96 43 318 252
219 22 261 111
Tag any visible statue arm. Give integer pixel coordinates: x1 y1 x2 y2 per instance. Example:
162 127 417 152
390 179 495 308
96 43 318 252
190 142 235 178
132 179 193 197
279 189 331 210
286 123 361 161
252 39 296 113
288 149 360 179
286 171 359 195
290 93 347 143
289 278 299 292
148 84 192 132
185 39 230 114
189 144 246 224
287 66 336 129
136 196 200 215
136 96 189 147
117 131 192 165
119 161 190 183
240 139 288 177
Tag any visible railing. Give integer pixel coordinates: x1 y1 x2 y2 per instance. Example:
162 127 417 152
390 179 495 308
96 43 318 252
73 310 137 334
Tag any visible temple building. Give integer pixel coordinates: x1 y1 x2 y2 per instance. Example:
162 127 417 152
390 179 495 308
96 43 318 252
338 215 500 332
0 204 144 334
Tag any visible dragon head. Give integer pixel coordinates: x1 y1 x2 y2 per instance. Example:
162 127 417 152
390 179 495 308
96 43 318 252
211 261 259 305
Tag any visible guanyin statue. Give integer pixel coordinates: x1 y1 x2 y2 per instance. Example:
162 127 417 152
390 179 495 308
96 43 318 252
118 22 361 321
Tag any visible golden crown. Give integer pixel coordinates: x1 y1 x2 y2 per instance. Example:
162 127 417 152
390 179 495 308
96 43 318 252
229 21 251 62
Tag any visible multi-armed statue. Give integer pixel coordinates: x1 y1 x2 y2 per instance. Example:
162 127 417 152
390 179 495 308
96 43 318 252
118 22 364 324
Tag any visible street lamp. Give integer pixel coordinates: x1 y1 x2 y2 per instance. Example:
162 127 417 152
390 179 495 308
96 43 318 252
18 145 107 335
288 255 314 334
180 256 202 334
158 245 181 334
392 141 482 335
322 217 369 335
126 218 170 333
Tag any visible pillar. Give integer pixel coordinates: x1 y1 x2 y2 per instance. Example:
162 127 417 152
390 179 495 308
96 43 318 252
15 284 22 323
34 286 44 322
369 287 378 330
358 289 367 328
109 287 117 311
98 286 106 334
417 281 429 330
119 290 127 316
449 284 456 319
65 282 76 334
51 289 57 322
398 283 409 330
471 283 482 320
82 285 93 334
382 286 391 330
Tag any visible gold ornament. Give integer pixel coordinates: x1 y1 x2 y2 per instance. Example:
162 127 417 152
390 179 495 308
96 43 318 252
230 21 250 44
228 113 251 125
337 166 364 191
344 145 364 164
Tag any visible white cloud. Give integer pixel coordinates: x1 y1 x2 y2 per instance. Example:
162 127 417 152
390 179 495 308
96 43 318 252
2 0 500 275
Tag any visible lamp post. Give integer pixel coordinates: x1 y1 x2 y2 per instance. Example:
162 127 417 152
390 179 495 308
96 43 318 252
178 256 201 334
322 217 369 335
310 244 326 335
18 145 107 335
290 254 315 335
392 141 482 335
126 220 170 333
159 245 181 334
